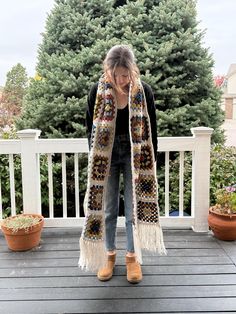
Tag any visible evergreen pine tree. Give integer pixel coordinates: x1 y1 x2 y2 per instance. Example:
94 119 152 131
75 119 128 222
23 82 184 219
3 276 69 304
1 63 28 127
17 0 224 143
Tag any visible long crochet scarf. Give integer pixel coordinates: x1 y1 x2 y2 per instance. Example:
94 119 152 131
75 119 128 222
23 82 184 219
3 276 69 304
79 76 166 272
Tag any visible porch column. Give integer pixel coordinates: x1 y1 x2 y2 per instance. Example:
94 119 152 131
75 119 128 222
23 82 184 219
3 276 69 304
17 129 41 214
191 127 213 232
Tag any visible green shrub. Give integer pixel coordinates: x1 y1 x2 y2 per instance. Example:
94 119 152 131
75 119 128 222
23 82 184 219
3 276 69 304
0 154 23 218
157 152 192 215
157 145 236 215
0 124 88 218
210 145 236 205
0 152 88 218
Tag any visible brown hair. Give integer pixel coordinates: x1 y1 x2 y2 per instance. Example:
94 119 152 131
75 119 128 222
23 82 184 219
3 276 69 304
103 45 140 93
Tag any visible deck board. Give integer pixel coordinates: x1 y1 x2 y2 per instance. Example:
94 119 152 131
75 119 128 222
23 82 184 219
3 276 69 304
0 228 236 313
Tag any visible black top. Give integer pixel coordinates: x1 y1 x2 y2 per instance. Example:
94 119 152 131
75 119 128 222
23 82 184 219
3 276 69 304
86 81 158 161
116 105 129 135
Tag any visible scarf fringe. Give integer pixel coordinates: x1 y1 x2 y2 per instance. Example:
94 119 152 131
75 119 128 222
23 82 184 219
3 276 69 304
137 222 167 255
78 238 107 272
133 226 143 264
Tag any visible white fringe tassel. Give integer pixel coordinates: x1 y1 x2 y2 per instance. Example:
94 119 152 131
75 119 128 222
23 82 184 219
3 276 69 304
133 225 143 264
137 223 167 255
78 237 107 272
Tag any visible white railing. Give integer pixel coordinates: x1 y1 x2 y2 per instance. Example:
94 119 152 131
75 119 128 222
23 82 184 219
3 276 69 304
0 127 213 232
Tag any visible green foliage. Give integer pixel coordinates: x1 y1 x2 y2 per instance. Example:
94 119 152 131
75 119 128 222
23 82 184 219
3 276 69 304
158 152 192 214
39 154 63 217
12 0 225 215
214 186 236 214
17 0 224 143
3 63 28 103
0 154 23 218
159 145 236 214
210 145 236 204
0 151 88 218
0 126 88 218
0 63 28 127
0 128 21 218
0 125 18 139
39 153 88 217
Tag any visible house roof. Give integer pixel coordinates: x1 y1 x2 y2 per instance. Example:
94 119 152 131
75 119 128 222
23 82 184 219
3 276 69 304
227 64 236 78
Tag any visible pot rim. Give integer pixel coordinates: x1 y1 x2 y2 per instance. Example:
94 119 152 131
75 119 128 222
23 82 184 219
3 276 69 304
209 207 236 217
1 213 44 232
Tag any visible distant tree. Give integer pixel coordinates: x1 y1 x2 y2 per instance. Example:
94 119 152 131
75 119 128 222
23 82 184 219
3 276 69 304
214 75 227 90
17 0 224 143
0 63 28 127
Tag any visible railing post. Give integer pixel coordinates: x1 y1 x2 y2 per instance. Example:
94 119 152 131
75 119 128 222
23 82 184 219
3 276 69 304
17 129 41 214
191 127 213 232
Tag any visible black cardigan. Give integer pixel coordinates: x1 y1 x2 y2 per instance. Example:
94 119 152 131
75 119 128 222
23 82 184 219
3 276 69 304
85 81 158 160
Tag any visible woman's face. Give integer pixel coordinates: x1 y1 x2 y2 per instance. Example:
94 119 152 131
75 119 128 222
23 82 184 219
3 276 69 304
109 66 130 89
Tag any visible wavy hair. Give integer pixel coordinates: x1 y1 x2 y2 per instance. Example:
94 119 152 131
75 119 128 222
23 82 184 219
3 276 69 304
103 45 140 93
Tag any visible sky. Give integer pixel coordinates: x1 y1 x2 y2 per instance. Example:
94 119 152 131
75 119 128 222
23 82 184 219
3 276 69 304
0 0 235 86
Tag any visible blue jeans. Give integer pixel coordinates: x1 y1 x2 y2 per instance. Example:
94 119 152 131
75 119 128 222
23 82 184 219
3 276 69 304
105 134 134 253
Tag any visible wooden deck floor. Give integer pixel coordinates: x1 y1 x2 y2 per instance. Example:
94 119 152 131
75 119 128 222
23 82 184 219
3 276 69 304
0 227 236 314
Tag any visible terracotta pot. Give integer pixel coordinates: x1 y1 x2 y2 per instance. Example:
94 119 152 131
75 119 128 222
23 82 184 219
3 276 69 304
1 214 44 251
208 208 236 241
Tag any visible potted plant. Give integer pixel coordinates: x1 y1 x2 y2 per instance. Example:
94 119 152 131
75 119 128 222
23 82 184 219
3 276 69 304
208 184 236 240
0 213 44 251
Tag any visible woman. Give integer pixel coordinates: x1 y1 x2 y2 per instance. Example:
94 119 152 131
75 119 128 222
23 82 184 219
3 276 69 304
79 45 166 284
